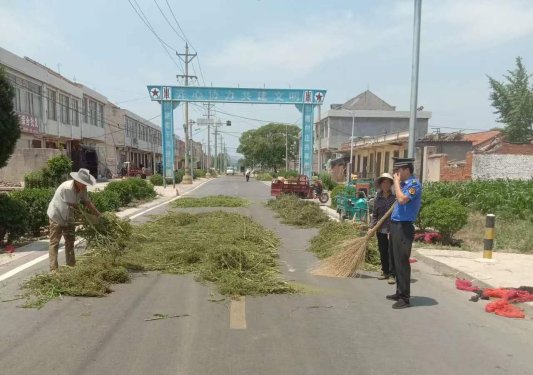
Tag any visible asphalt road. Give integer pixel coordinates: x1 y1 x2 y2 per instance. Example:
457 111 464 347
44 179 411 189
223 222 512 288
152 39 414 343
1 176 533 375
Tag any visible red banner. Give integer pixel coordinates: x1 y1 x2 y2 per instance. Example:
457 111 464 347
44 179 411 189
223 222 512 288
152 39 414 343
18 114 40 134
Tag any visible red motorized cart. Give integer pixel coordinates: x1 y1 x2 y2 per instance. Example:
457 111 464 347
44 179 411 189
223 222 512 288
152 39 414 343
270 175 329 203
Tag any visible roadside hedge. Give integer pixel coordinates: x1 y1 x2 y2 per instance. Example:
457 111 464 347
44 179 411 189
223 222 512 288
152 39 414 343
419 198 468 243
318 172 337 190
10 188 54 236
24 154 72 188
149 174 164 186
89 190 122 213
0 194 28 244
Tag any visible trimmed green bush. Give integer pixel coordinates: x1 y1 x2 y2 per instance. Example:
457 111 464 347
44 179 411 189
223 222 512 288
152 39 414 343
89 190 122 212
0 194 28 244
24 154 72 188
125 178 157 201
47 154 72 184
104 179 155 206
175 170 185 184
149 174 164 186
419 198 468 243
193 169 206 178
10 188 54 236
105 181 134 205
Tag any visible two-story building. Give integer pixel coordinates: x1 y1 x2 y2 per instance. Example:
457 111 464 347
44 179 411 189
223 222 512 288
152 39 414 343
104 102 162 176
315 90 431 180
0 47 110 182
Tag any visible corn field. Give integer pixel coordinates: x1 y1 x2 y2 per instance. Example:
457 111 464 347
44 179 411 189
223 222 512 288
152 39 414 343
423 180 533 220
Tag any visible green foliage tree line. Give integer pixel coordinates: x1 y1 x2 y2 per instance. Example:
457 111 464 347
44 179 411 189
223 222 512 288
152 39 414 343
237 123 300 172
0 67 21 167
488 57 533 143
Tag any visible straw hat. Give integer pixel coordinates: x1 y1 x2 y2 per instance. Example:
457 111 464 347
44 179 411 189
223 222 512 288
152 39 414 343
70 168 96 186
376 172 393 185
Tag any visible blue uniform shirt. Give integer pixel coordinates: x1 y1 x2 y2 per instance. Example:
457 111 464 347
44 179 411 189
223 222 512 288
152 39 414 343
391 176 422 222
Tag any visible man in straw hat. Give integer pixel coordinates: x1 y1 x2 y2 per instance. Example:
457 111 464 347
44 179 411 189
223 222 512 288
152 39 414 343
46 168 101 271
386 158 422 309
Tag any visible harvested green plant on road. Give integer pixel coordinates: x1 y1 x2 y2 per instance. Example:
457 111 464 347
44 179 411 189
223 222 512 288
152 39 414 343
174 195 248 208
309 221 380 270
124 211 294 295
267 195 330 227
22 211 293 307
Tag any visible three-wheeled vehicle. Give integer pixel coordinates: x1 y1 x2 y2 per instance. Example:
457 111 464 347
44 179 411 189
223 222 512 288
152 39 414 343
270 175 329 203
335 178 376 222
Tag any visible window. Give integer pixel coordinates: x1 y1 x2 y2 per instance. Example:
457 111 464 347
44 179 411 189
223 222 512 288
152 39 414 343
403 149 408 158
369 153 374 173
48 90 57 120
72 100 79 126
384 151 390 172
59 94 70 124
89 100 97 125
97 103 103 128
376 152 382 176
393 150 400 158
82 98 88 123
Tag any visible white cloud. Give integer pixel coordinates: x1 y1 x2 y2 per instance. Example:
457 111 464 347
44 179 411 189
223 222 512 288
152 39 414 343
208 13 400 77
394 0 533 50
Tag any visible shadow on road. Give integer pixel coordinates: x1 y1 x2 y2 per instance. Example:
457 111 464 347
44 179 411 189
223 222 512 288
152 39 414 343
410 296 438 307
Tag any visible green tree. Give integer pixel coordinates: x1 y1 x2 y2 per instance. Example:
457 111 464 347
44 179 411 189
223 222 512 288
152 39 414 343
0 67 21 168
488 57 533 143
237 123 300 172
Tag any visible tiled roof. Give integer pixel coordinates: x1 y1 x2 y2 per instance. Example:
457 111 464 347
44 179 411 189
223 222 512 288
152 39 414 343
331 90 395 111
463 131 501 146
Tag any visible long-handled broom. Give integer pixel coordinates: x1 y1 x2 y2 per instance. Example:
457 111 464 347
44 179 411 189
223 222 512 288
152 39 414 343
312 203 396 278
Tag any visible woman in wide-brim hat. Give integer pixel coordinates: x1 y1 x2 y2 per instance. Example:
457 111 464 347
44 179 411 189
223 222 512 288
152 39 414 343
369 173 396 283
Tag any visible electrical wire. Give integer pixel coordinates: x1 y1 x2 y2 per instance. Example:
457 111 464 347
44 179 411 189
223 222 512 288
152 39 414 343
127 0 184 74
164 0 206 86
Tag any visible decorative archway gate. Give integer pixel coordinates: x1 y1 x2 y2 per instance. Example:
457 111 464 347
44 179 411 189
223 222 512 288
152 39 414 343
147 85 326 181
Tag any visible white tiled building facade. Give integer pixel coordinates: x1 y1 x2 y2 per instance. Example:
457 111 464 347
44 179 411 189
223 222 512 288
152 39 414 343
0 46 195 183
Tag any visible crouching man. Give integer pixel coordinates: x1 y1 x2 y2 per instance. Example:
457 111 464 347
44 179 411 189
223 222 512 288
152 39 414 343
46 168 101 271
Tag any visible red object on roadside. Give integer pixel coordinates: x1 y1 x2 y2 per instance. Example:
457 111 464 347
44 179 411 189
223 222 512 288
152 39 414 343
455 278 480 292
5 244 15 254
485 300 525 319
409 258 417 263
483 288 507 299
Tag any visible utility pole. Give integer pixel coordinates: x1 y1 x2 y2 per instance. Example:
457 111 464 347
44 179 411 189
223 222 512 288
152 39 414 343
408 0 422 159
177 43 197 184
285 124 288 171
205 103 214 177
214 119 221 171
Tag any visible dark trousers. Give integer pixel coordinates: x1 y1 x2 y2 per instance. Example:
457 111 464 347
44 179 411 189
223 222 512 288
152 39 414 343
389 221 415 300
376 232 390 275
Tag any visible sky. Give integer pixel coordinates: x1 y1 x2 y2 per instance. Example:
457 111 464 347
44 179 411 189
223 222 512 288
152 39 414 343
1 0 532 158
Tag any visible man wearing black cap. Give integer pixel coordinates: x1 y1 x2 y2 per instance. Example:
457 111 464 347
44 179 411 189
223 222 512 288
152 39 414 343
386 157 422 309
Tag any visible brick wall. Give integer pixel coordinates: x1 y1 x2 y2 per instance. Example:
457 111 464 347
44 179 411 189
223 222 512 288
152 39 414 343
436 152 472 181
472 154 533 180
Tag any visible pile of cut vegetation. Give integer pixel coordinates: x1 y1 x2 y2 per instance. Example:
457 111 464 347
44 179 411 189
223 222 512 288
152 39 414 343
22 210 293 307
266 195 330 227
123 211 293 296
309 221 381 271
174 195 248 208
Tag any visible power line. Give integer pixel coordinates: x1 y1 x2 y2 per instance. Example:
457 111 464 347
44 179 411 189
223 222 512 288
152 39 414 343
127 0 184 74
163 0 206 86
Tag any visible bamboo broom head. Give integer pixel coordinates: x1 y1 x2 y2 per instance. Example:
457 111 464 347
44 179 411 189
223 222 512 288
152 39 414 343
311 203 396 278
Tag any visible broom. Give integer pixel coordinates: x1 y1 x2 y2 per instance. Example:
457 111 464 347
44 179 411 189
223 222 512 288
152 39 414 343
312 203 396 278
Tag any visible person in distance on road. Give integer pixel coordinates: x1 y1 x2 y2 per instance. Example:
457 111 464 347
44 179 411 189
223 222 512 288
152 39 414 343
46 168 101 272
245 168 251 182
386 158 422 309
368 173 396 282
